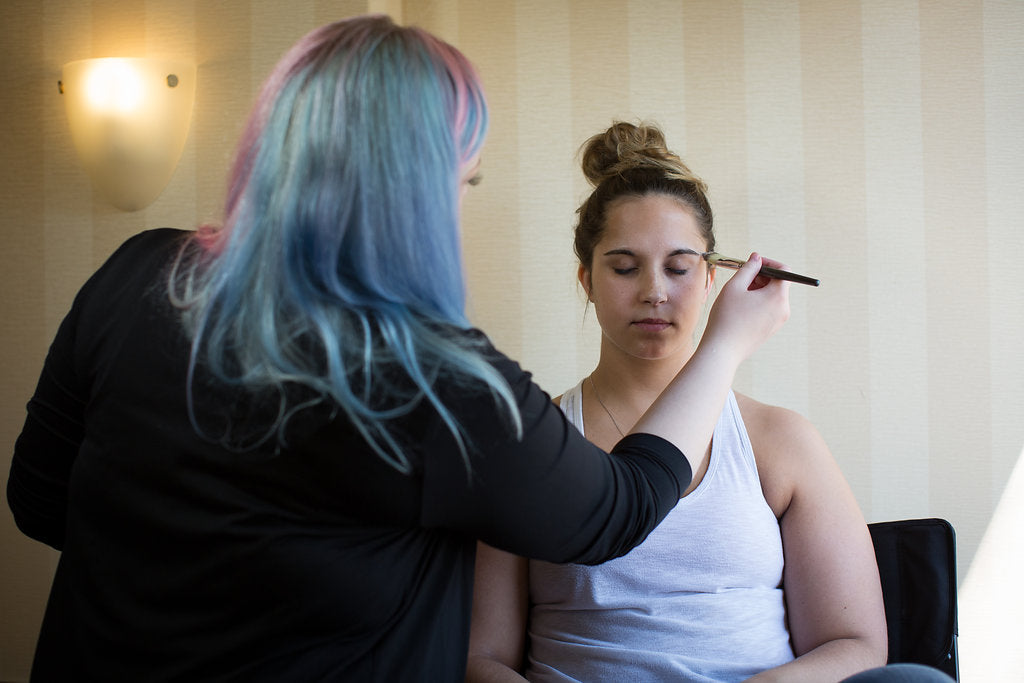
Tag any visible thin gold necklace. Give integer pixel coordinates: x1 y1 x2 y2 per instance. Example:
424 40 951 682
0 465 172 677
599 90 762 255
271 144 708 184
588 374 625 437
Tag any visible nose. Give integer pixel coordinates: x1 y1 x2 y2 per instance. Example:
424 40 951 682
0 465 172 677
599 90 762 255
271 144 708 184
643 272 667 305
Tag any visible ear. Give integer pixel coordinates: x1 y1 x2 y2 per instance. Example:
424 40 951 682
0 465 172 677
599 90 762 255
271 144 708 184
578 264 593 300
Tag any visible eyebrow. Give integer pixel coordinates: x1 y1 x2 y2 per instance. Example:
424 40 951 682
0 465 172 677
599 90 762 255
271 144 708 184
602 247 704 257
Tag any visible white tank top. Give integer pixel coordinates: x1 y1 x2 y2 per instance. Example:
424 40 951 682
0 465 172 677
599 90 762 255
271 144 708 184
525 380 795 682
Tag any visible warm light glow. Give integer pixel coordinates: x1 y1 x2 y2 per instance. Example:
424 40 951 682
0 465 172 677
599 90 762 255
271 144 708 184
83 59 145 114
61 58 195 212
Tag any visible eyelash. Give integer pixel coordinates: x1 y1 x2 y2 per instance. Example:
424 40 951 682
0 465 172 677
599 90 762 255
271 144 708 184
613 267 688 276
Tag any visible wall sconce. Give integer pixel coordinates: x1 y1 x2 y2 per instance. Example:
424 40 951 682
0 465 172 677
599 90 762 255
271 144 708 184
60 58 195 212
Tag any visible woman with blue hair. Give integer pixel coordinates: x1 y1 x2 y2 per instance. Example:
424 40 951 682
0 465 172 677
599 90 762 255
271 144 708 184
8 15 788 682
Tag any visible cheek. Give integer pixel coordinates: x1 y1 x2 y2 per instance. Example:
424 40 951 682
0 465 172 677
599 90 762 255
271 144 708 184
589 283 630 323
591 277 632 304
676 278 712 305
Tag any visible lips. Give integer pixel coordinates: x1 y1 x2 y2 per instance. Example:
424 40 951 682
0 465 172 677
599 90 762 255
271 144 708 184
632 318 672 331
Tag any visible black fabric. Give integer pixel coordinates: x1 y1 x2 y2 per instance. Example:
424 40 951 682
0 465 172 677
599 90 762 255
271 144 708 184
868 518 959 681
8 228 692 682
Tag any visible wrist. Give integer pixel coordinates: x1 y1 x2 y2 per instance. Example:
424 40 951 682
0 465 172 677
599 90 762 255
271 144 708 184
693 331 745 375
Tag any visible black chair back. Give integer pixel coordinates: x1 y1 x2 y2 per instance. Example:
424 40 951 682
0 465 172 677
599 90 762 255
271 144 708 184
868 518 958 681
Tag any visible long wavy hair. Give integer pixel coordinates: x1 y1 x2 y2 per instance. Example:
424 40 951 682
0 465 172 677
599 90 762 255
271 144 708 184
172 15 520 471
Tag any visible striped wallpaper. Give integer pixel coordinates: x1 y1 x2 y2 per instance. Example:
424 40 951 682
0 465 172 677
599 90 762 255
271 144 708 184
1 1 1021 679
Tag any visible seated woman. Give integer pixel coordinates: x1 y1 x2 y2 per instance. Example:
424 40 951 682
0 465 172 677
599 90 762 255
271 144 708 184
466 122 954 683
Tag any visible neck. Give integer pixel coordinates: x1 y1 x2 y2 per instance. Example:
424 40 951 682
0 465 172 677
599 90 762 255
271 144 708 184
593 339 693 390
588 340 695 426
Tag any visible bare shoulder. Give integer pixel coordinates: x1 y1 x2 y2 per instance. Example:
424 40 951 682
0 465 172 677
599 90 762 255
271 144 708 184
733 392 823 446
733 391 832 517
552 394 563 407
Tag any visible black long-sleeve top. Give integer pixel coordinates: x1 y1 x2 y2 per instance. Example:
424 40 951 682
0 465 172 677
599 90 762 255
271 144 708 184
8 229 691 682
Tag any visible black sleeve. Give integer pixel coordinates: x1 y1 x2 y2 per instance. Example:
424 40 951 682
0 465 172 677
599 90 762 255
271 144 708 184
7 229 188 550
420 351 692 566
8 291 88 550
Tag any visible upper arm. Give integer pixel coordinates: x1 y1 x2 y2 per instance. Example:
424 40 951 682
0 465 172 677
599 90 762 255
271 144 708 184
743 399 887 661
466 541 530 681
8 310 88 550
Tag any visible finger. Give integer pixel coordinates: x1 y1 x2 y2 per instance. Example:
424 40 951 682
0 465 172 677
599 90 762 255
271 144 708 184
756 254 789 272
725 252 763 290
747 254 793 291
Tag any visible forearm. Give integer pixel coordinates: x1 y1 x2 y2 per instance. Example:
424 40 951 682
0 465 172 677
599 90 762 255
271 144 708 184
630 337 740 475
744 637 886 683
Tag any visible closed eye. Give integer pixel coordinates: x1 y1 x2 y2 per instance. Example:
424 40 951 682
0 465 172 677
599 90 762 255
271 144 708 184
613 267 638 275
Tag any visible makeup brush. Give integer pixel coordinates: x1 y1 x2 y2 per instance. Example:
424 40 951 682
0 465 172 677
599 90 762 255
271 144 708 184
704 252 820 287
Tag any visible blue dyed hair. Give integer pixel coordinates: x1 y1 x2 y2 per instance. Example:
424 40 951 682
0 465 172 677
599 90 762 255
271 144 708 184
173 15 519 470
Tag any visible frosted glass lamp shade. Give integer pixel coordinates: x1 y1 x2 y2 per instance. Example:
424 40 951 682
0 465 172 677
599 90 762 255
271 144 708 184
61 58 196 212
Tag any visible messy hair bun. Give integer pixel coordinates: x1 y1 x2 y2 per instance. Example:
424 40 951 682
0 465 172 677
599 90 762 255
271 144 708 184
574 121 714 268
580 121 707 193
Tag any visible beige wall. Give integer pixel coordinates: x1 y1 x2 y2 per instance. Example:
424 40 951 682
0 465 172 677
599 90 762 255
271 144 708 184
2 0 1021 680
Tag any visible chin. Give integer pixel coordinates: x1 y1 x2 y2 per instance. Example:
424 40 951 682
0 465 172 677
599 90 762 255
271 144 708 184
631 347 680 362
